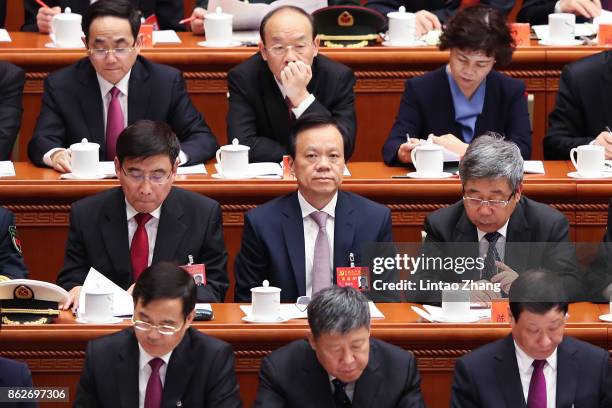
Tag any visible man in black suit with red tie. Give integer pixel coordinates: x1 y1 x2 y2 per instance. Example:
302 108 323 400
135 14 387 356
28 0 217 173
226 5 356 163
57 120 229 310
75 262 242 408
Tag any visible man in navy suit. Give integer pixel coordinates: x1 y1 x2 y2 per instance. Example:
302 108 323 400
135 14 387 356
234 113 394 302
28 0 217 173
0 62 25 160
57 120 228 309
0 357 36 408
75 262 242 408
254 286 425 407
451 269 612 407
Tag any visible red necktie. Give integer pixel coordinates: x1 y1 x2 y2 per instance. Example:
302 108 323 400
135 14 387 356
106 86 124 160
131 213 152 282
144 357 163 408
285 96 294 121
603 0 612 11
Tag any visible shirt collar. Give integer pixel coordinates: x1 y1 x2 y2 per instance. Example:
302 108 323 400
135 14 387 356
125 199 162 221
514 339 558 374
477 219 509 242
297 191 337 219
138 343 173 372
97 69 132 98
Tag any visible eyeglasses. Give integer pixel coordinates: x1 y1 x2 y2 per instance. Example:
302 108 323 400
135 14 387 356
295 296 310 312
265 42 312 57
88 47 136 59
132 317 184 335
121 167 171 185
463 193 515 209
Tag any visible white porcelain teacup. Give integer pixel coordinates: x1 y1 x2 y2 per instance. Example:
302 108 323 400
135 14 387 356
204 7 233 45
548 13 575 44
51 7 82 48
83 288 113 323
216 138 249 178
570 144 605 178
410 143 444 177
250 280 281 321
70 138 100 177
441 289 470 321
387 6 416 45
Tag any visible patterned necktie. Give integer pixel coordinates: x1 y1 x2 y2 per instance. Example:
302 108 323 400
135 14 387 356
131 213 153 282
481 232 501 280
310 211 331 295
332 379 352 408
106 86 124 160
144 357 164 408
285 96 294 122
527 359 546 408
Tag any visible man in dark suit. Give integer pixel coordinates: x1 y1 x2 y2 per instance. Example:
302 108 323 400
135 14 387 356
75 262 242 408
418 134 582 303
0 357 36 408
586 199 612 302
28 0 217 172
23 0 184 32
234 113 394 302
518 0 602 25
0 62 25 160
451 269 612 408
57 120 228 309
544 50 612 160
226 6 356 163
254 286 425 408
0 207 28 281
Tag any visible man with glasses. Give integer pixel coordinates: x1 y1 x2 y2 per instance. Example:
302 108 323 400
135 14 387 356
57 120 229 310
75 262 242 408
28 0 218 173
226 5 356 163
417 134 583 302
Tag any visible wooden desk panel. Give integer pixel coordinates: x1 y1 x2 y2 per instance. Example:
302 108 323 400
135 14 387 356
0 32 609 161
0 303 609 408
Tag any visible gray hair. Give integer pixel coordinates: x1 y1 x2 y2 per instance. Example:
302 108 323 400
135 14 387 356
459 133 524 192
307 286 370 338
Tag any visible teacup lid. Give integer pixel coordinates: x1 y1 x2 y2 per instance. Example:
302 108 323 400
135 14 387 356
415 141 443 150
70 138 100 151
220 138 250 152
54 7 81 20
387 6 414 19
251 280 281 293
205 6 232 20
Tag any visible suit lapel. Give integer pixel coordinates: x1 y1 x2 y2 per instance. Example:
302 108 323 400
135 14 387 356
260 57 292 147
505 199 530 274
100 189 132 286
495 335 528 408
600 55 612 129
115 330 140 408
76 60 105 152
352 341 382 407
301 345 335 406
127 58 152 125
152 189 187 264
474 72 496 137
281 193 307 296
333 191 355 272
162 329 197 407
555 338 578 408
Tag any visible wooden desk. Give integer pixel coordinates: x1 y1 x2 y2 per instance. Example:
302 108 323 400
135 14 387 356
0 302 610 408
1 161 610 302
0 32 609 161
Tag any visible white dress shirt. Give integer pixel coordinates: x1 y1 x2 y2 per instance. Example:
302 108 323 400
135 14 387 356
298 191 337 297
514 340 557 408
329 375 355 401
477 220 509 277
138 344 173 408
126 200 161 268
274 78 316 119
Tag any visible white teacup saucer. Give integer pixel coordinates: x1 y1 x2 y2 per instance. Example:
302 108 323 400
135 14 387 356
406 171 453 179
242 315 289 324
567 171 612 179
599 314 612 322
431 314 480 323
197 40 242 48
538 39 583 46
76 316 123 324
60 172 107 180
44 42 86 49
211 173 255 180
382 39 426 47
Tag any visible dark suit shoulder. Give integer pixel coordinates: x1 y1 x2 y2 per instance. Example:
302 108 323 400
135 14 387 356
456 335 509 367
519 196 567 226
339 191 390 216
263 338 312 368
561 335 609 360
87 326 135 353
184 327 233 354
167 186 220 210
0 61 24 84
564 50 610 78
72 187 124 215
369 337 416 366
0 357 31 386
135 56 182 79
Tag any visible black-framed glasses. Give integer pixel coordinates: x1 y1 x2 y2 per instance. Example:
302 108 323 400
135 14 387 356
131 317 184 335
463 192 515 209
88 47 136 59
121 167 171 185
